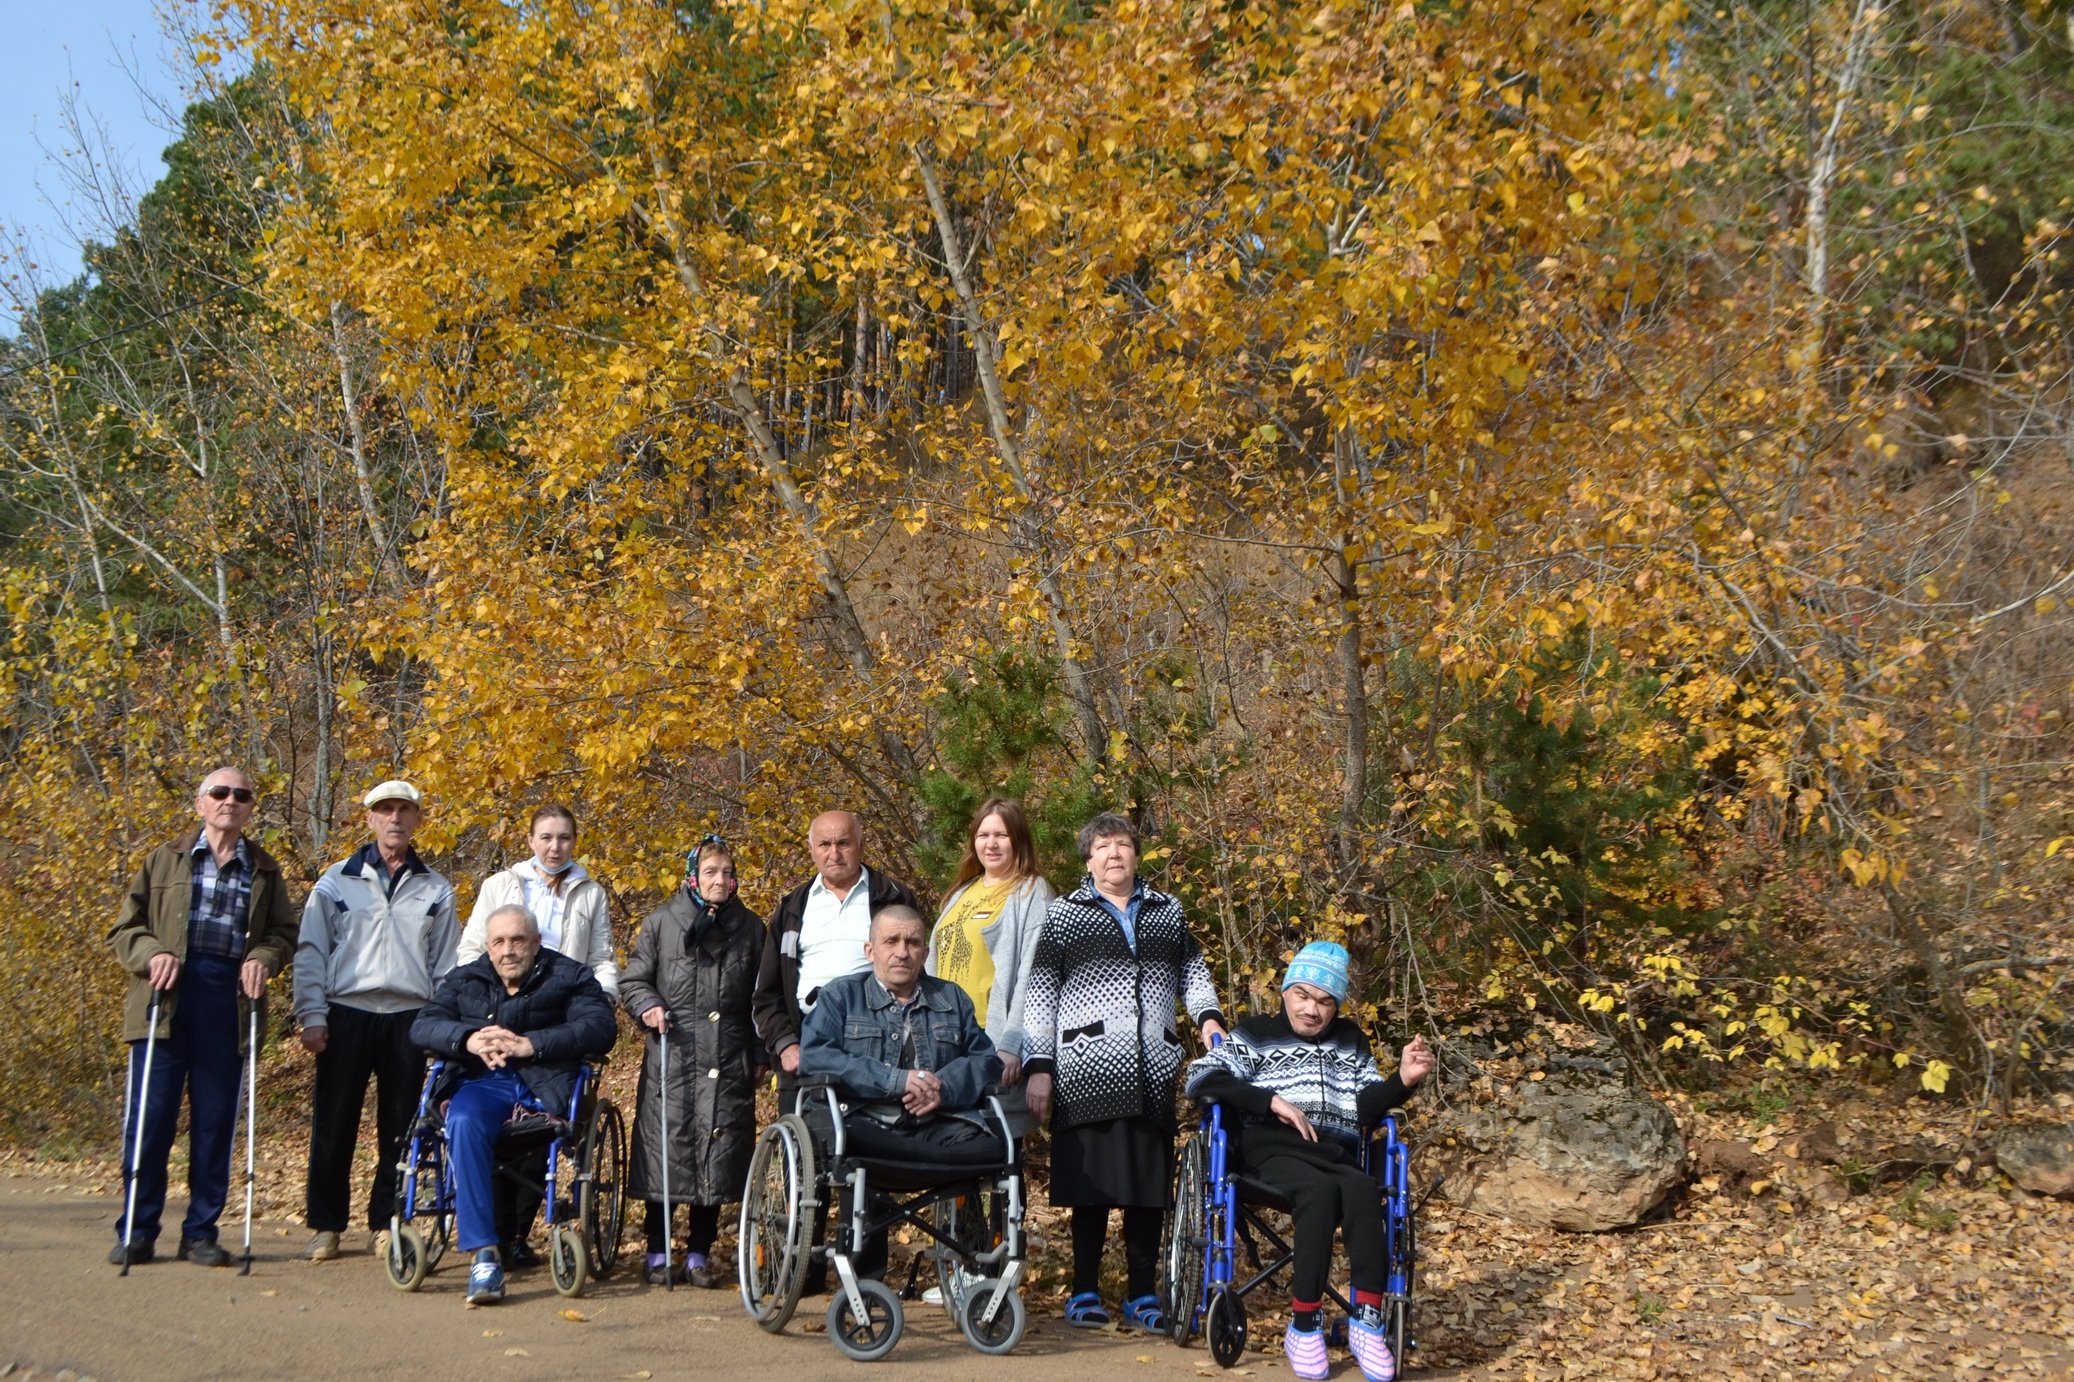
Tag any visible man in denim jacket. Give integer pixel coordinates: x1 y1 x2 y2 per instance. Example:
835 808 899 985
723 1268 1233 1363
800 904 1005 1276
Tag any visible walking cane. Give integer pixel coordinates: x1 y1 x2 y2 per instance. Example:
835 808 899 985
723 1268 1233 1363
659 1018 673 1292
238 1006 258 1276
119 990 162 1276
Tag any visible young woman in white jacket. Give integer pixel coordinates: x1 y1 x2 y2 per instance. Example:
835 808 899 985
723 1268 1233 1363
459 804 620 999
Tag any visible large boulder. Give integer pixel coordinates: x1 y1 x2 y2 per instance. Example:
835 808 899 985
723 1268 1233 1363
1996 1122 2074 1199
1429 1040 1686 1231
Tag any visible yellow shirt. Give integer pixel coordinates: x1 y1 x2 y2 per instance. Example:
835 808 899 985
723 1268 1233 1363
933 878 1012 1020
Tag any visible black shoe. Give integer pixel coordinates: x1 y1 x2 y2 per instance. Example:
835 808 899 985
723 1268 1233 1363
503 1238 542 1271
178 1237 232 1267
108 1239 155 1266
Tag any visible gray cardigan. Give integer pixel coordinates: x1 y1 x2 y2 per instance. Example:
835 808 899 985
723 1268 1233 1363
926 874 1056 1057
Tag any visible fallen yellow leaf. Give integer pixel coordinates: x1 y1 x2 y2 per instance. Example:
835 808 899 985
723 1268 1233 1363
482 1329 503 1337
504 1347 531 1356
259 1289 277 1297
557 1308 588 1323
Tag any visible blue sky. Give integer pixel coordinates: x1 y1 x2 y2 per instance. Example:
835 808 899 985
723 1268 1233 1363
1 0 190 321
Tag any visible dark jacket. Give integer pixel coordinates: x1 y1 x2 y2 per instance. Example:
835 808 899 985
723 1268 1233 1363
751 867 921 1059
799 970 1000 1114
1021 877 1224 1132
108 830 299 1053
621 888 766 1205
410 949 618 1115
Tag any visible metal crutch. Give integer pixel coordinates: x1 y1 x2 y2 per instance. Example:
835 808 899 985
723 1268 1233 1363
119 989 163 1276
238 1006 258 1276
659 1018 673 1292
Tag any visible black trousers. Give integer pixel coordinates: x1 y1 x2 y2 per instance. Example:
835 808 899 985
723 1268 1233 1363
833 1114 1006 1282
305 1003 423 1233
1249 1149 1387 1302
645 1200 722 1257
1071 1206 1163 1300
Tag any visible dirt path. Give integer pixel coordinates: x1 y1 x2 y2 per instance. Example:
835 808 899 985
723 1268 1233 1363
0 1177 1214 1382
8 1159 2073 1382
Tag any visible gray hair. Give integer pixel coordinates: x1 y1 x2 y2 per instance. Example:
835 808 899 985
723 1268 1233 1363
196 765 253 795
1077 811 1139 861
484 902 540 938
869 903 926 938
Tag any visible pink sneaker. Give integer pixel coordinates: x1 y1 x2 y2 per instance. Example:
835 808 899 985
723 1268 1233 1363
1348 1317 1396 1382
1284 1321 1331 1380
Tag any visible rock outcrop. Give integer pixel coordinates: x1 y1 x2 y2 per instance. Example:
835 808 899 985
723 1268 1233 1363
1995 1122 2074 1199
1427 1035 1687 1232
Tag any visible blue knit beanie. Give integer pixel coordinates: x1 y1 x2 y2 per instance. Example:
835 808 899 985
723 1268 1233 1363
1281 941 1351 1005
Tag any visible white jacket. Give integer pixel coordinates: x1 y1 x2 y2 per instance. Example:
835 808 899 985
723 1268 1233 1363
459 859 620 998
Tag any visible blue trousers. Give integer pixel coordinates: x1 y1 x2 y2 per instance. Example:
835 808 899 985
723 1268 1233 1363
446 1073 541 1253
117 953 241 1247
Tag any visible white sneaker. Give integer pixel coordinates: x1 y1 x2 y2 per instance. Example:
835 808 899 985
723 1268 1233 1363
307 1231 341 1262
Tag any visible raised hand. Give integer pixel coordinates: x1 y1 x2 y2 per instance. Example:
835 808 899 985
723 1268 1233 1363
1399 1034 1435 1087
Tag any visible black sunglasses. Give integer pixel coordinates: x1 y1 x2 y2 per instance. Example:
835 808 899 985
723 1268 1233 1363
203 785 256 804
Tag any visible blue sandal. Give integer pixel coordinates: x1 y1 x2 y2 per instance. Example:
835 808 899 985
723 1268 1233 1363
1122 1294 1167 1333
1064 1292 1112 1328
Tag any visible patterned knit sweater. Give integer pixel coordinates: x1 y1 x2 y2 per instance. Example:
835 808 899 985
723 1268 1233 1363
1184 1012 1413 1149
1022 878 1224 1131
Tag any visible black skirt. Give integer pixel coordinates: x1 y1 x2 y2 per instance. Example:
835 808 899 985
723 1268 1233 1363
1049 1117 1174 1209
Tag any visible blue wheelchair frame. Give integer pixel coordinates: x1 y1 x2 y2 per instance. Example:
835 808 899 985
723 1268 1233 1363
383 1057 625 1298
1166 1098 1421 1370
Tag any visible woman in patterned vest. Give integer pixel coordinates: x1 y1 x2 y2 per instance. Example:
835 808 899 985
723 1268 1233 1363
1022 811 1226 1332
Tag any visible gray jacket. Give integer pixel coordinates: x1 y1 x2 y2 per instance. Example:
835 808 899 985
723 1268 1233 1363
925 874 1055 1058
294 844 460 1025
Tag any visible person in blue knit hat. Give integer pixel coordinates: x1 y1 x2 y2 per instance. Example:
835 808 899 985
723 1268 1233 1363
1185 941 1434 1382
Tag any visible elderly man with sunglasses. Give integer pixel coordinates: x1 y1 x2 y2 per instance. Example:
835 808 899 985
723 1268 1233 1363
107 766 300 1267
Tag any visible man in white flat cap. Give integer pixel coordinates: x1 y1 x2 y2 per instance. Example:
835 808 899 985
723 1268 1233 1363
294 778 459 1262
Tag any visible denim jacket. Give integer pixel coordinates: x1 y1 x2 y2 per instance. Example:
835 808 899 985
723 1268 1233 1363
799 971 1000 1113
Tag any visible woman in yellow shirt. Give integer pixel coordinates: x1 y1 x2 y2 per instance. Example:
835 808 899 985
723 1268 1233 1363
927 798 1055 1089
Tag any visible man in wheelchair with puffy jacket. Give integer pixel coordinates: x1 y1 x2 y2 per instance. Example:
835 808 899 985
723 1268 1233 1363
1184 942 1433 1382
798 903 1005 1277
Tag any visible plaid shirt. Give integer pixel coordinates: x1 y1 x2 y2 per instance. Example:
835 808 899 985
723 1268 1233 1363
187 836 253 960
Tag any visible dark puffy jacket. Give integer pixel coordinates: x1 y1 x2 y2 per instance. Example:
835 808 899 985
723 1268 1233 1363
750 867 921 1059
411 949 618 1115
621 889 765 1205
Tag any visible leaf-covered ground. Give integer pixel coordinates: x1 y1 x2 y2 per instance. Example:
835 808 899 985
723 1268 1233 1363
9 1086 2070 1381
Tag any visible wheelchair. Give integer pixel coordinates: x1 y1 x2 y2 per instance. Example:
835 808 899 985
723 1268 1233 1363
1161 1098 1426 1371
382 1057 628 1298
737 1081 1030 1361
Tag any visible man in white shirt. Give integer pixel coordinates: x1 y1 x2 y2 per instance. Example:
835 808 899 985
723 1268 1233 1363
751 810 921 1094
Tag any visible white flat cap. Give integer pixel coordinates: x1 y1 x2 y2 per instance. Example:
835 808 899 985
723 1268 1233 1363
363 779 424 808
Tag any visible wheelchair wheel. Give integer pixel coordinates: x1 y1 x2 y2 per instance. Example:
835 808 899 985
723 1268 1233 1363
932 1189 1004 1314
549 1223 589 1297
385 1223 430 1292
1388 1299 1411 1371
1206 1286 1248 1368
424 1208 453 1273
1161 1132 1209 1345
739 1113 817 1332
1387 1194 1418 1365
580 1098 628 1278
828 1277 904 1362
958 1279 1025 1356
